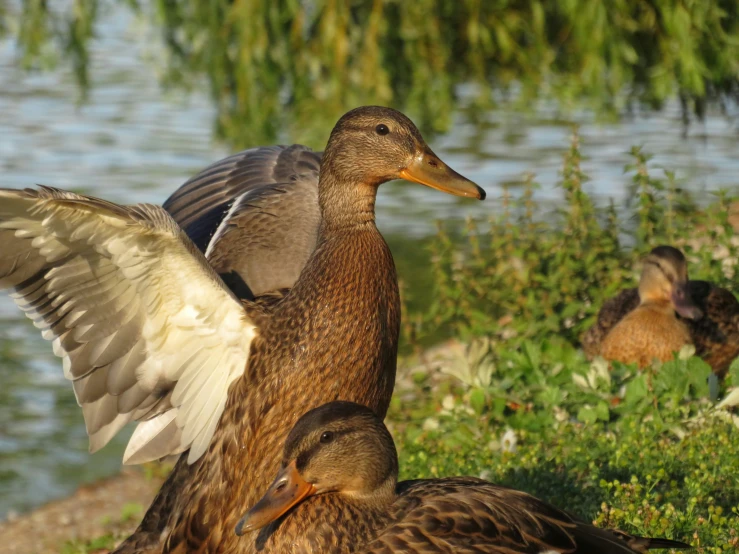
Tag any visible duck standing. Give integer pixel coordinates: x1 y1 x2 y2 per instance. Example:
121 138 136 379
0 107 484 553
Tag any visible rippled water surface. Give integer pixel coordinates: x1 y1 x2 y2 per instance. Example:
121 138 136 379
0 3 737 518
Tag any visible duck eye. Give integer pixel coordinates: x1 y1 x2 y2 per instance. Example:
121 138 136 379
375 124 389 136
320 431 334 444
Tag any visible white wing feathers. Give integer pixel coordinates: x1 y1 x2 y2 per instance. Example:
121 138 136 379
0 186 257 464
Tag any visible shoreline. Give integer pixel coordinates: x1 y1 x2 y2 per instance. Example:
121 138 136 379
0 468 163 554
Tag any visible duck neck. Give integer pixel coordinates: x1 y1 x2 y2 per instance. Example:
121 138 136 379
343 473 398 513
317 165 379 233
280 479 398 554
638 288 673 314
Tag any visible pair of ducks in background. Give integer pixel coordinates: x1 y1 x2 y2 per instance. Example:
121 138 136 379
584 245 739 376
0 106 697 553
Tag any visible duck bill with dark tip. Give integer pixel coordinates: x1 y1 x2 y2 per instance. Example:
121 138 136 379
672 281 703 320
235 460 316 536
399 149 486 200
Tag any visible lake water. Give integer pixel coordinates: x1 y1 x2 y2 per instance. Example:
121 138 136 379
0 2 737 518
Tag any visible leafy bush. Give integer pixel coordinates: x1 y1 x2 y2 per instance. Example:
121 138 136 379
392 136 739 552
402 132 739 352
390 344 739 552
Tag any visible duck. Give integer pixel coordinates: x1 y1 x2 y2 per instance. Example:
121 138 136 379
236 401 691 553
582 245 739 374
0 106 485 554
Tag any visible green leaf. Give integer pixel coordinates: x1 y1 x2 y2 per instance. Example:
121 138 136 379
624 374 649 406
728 357 739 388
470 387 486 415
595 401 610 422
578 405 598 424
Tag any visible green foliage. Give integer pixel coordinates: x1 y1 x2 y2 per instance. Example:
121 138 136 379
391 135 739 552
404 131 739 355
119 502 143 523
390 342 739 552
3 0 738 144
60 534 116 554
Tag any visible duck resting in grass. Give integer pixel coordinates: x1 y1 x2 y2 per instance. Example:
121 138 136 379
236 401 691 553
582 245 739 375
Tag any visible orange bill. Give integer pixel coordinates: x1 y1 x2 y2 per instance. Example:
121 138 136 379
235 461 316 536
399 149 485 200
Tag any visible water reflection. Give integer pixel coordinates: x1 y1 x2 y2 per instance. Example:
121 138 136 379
0 1 737 519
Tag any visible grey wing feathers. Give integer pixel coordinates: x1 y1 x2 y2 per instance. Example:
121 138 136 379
0 186 255 464
163 145 322 298
205 180 320 298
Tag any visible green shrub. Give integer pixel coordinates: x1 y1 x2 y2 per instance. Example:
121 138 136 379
392 136 739 552
390 344 739 552
403 131 739 353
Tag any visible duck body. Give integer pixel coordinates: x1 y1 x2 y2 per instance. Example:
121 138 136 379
599 300 692 368
132 224 400 553
258 479 687 553
237 402 690 554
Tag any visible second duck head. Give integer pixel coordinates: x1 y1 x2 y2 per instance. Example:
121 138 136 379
639 245 703 320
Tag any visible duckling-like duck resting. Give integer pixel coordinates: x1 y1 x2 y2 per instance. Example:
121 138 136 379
583 246 739 373
0 107 484 554
237 401 690 553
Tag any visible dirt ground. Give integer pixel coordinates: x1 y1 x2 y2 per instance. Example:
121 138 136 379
0 468 163 554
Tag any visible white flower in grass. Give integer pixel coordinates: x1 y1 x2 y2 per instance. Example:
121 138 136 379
501 428 517 453
422 418 440 431
441 394 455 412
678 343 696 360
573 357 610 390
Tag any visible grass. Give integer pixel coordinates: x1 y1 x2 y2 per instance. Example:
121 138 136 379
400 133 739 352
61 535 117 554
389 343 739 552
386 135 739 552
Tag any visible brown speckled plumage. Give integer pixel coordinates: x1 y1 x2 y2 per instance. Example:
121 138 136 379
237 402 690 553
582 246 739 374
110 106 484 553
599 301 692 368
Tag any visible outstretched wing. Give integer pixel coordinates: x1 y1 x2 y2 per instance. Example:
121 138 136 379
0 186 257 464
164 145 322 298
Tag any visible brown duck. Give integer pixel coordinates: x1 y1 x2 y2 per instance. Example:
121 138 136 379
0 106 484 553
236 401 691 553
582 245 739 374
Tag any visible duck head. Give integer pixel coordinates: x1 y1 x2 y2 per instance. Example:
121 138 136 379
235 401 397 536
639 245 703 320
317 107 484 225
